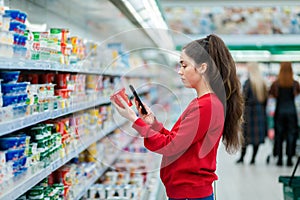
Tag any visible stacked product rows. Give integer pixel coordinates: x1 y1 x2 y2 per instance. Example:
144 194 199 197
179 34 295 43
0 2 159 200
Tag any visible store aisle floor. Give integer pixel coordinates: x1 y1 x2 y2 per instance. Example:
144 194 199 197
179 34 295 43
216 140 297 200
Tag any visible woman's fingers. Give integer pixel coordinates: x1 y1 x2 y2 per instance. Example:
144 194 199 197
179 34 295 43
111 95 129 109
133 97 152 115
110 98 123 112
118 95 130 109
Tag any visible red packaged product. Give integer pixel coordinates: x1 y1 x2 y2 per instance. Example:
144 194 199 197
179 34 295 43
110 88 132 108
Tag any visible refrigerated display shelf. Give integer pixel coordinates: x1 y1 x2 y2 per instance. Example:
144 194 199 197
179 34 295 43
0 58 153 78
51 119 127 172
0 119 128 200
136 85 151 95
0 163 52 200
147 172 163 200
74 140 163 200
0 97 110 136
0 57 112 75
73 167 107 200
74 135 134 200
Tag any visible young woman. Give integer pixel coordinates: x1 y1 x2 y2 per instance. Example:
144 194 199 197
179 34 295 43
111 34 244 200
236 62 268 165
269 62 300 166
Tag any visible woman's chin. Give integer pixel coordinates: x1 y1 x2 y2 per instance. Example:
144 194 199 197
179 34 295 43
183 84 192 88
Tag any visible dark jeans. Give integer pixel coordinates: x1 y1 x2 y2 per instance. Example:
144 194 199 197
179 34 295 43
169 193 214 200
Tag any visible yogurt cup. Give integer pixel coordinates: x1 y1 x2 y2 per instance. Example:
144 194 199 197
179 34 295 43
110 88 132 108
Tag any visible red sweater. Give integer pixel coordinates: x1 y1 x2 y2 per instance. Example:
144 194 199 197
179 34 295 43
132 93 224 198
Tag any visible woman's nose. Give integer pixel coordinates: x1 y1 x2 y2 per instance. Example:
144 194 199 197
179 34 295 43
178 67 183 75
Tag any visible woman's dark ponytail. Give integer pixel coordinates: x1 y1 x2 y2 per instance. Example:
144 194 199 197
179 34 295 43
183 34 244 153
208 34 244 153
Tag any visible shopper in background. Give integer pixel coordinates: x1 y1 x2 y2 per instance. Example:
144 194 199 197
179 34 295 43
236 62 268 165
111 34 244 200
269 61 300 166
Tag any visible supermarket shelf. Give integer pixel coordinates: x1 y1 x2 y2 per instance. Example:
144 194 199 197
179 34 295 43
0 57 93 74
0 164 52 200
0 58 153 78
137 85 151 95
73 135 134 200
0 85 154 136
0 97 110 136
147 172 163 200
0 111 49 136
0 119 128 200
50 97 110 119
73 167 107 200
127 85 151 100
52 120 127 172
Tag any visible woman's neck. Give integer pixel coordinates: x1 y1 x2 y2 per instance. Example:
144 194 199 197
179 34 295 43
196 80 213 98
197 90 212 98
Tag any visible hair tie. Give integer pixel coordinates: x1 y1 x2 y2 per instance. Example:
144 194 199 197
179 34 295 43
206 34 211 41
203 35 211 53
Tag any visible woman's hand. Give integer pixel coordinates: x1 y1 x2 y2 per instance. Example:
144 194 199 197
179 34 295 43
134 98 155 125
111 95 138 123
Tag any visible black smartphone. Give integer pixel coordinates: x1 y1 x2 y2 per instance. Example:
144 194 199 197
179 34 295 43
129 85 148 115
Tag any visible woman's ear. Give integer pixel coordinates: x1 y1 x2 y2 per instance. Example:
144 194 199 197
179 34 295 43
197 63 207 74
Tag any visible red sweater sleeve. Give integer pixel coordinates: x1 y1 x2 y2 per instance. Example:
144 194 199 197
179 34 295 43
132 95 223 156
150 117 164 131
